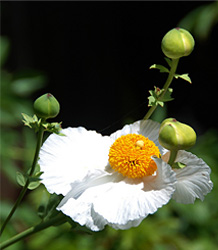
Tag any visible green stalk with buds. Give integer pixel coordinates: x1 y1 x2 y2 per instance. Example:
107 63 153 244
144 27 195 121
0 93 61 238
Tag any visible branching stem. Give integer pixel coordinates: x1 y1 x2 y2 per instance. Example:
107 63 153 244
144 58 179 120
0 125 44 237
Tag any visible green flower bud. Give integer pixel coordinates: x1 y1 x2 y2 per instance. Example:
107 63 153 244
159 118 196 150
161 28 195 59
34 93 60 119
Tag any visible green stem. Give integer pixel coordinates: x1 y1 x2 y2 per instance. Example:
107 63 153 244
168 149 178 166
0 125 45 237
0 215 67 249
144 58 179 120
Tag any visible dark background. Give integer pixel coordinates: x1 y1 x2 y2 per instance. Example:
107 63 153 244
1 1 218 135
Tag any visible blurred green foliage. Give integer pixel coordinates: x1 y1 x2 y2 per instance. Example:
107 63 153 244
178 1 218 41
0 36 47 183
1 3 218 249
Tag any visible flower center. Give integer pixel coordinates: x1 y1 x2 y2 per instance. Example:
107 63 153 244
108 134 160 178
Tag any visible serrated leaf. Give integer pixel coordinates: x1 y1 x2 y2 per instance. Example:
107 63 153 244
174 73 192 83
22 113 34 128
159 88 174 103
150 64 169 73
42 121 64 135
22 113 41 132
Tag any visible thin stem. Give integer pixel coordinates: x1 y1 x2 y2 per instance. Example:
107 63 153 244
0 215 67 249
144 58 180 120
0 125 45 237
168 150 178 166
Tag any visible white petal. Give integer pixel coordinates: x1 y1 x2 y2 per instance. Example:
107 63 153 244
39 127 112 195
110 119 166 155
57 170 112 231
171 150 213 204
58 157 176 231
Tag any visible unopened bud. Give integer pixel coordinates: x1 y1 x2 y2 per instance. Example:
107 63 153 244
159 118 196 150
34 93 60 119
161 28 195 59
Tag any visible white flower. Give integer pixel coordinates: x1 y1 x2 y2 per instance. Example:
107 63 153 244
39 120 213 231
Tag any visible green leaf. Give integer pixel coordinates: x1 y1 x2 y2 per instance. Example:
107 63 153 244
16 167 42 190
172 162 187 169
174 73 192 83
42 121 64 135
11 74 46 97
148 86 173 108
38 193 63 221
159 88 174 103
148 95 157 107
157 101 164 107
164 57 172 67
22 113 41 132
38 190 50 219
16 172 26 187
28 176 42 182
28 181 41 190
150 64 169 73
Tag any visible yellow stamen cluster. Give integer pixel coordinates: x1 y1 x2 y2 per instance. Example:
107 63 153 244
109 134 160 179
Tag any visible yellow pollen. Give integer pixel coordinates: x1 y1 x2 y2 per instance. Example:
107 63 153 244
108 134 160 179
135 140 145 148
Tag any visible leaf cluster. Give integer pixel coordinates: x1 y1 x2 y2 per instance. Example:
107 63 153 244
148 86 173 107
22 113 64 135
16 164 43 190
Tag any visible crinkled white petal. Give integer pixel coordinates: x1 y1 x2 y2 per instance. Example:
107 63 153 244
39 127 112 195
110 119 167 155
168 150 213 204
57 157 176 231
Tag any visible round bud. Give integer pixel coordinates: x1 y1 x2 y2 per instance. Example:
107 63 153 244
161 28 195 59
34 93 60 119
159 118 196 150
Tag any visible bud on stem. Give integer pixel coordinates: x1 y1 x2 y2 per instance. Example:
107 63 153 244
34 93 60 120
161 28 195 59
159 118 196 151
